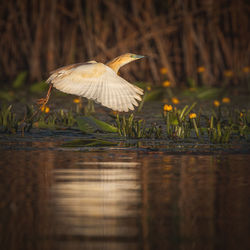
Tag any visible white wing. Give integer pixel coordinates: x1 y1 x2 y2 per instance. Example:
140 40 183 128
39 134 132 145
47 62 144 112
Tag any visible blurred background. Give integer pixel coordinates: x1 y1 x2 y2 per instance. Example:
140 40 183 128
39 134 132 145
0 0 250 87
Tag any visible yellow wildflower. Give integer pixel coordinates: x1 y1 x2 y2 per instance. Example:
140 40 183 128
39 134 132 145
146 86 151 91
189 113 197 119
240 112 244 117
162 80 171 87
172 97 179 104
213 100 220 107
242 67 250 73
160 67 168 74
197 66 205 73
41 106 50 113
163 104 173 112
222 97 230 103
224 70 233 77
73 98 81 104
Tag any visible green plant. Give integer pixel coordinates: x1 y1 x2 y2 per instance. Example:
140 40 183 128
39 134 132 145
0 105 18 133
115 114 162 139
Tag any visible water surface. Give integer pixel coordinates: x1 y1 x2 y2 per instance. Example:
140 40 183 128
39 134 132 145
0 137 250 250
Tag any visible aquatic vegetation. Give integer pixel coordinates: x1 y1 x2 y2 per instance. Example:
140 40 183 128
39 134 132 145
73 98 82 113
163 102 197 139
161 102 250 143
77 116 117 133
207 116 233 143
189 113 199 138
36 109 76 129
0 105 18 133
0 96 249 145
84 100 95 115
115 114 162 139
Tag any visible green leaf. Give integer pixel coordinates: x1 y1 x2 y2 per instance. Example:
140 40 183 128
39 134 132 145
76 116 117 133
13 71 27 89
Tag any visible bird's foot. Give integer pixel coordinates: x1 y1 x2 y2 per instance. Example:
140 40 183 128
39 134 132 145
36 98 48 105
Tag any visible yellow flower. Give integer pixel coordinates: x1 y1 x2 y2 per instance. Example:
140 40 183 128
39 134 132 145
224 70 233 77
222 97 230 103
172 97 179 104
213 100 220 107
242 67 250 73
146 86 151 91
240 112 244 117
41 106 50 113
197 66 205 73
160 67 168 74
73 98 81 104
163 104 173 112
189 113 197 119
162 80 171 87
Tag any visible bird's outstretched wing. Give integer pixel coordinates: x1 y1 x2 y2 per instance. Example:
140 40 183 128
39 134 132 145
46 62 143 112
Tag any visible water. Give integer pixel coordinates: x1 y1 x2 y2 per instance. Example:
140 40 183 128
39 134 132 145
0 136 250 250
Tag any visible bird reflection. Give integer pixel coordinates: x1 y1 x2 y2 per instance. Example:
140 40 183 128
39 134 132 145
51 162 141 239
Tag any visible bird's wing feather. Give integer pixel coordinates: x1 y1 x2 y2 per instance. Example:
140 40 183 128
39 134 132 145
48 63 143 112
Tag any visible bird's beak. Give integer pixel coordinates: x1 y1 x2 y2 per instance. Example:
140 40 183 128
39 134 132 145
131 54 145 59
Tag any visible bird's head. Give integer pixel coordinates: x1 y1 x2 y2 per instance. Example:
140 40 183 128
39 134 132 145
106 53 145 73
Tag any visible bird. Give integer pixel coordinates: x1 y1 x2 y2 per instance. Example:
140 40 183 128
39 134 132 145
37 53 145 112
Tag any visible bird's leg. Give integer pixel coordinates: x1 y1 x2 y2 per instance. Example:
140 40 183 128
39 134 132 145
37 84 53 109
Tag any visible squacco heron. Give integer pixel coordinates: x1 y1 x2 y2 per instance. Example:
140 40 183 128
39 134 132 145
38 53 145 112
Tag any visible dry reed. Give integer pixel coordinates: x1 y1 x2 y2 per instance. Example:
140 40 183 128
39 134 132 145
0 0 249 86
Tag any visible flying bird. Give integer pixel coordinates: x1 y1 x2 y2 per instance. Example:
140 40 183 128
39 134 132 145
38 53 145 112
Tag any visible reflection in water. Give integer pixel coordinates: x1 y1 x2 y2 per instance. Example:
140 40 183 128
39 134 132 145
0 146 250 250
52 164 140 240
